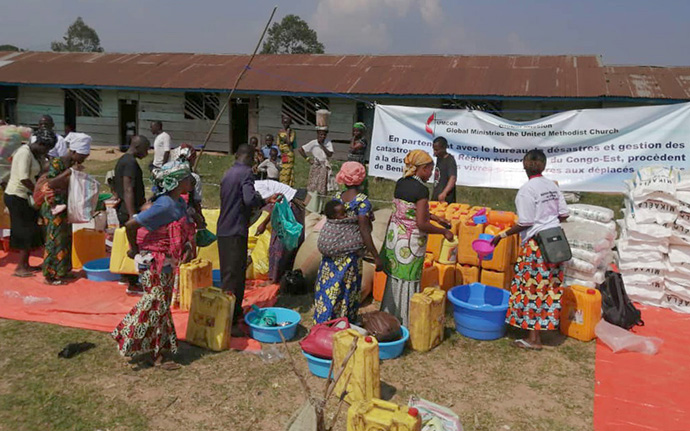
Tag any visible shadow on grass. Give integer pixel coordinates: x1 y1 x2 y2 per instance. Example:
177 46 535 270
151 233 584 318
275 293 314 314
505 326 568 347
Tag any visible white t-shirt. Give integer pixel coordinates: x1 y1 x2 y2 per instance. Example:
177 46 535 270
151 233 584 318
302 139 334 163
515 176 569 243
31 133 68 158
152 131 172 168
258 159 281 179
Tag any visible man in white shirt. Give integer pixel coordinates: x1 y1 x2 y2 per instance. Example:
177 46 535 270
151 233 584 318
150 120 172 170
30 115 68 158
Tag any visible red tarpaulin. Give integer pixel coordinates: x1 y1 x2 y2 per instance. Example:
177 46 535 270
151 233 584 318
594 304 690 431
0 252 280 352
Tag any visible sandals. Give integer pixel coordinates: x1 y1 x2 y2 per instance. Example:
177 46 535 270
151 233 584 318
45 279 67 286
13 271 35 278
513 339 543 351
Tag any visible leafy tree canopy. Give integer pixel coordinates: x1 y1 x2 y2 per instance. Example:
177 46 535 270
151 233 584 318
51 17 104 53
261 14 325 54
0 44 20 51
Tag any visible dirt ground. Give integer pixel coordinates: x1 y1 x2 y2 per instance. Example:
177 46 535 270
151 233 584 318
0 294 594 431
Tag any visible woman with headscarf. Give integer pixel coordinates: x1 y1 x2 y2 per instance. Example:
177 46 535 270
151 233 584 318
312 161 381 323
380 150 454 326
277 114 297 187
348 122 369 194
4 128 55 277
40 133 92 285
112 160 196 370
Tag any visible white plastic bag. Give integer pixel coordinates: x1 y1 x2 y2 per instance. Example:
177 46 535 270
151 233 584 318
68 169 100 223
564 276 597 288
595 320 662 355
567 214 617 234
570 247 612 267
408 396 463 431
565 267 605 284
621 266 664 285
565 256 597 274
616 238 668 254
567 203 614 223
663 291 690 313
632 166 676 199
633 198 679 225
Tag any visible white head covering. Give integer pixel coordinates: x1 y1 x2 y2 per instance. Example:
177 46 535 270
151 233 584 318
67 132 92 155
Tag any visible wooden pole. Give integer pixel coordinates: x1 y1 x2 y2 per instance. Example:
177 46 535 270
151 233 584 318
193 5 278 171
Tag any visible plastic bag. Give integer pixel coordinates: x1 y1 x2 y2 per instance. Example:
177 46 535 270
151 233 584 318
567 203 614 223
632 166 676 199
595 320 662 354
408 396 463 431
68 169 100 223
195 228 217 247
271 198 303 251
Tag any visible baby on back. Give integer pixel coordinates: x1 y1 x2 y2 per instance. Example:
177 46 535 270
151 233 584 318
317 200 364 258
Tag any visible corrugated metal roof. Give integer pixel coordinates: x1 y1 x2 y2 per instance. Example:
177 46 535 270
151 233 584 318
0 51 686 100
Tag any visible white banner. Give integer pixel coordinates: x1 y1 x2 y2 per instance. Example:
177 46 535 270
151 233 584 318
369 103 690 192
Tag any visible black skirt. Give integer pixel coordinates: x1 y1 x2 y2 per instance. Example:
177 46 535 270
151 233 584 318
4 193 43 250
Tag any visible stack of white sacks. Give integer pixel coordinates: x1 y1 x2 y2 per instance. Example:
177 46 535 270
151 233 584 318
617 166 690 313
561 204 617 288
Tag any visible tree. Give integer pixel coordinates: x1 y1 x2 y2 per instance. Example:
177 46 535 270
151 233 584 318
260 15 325 54
51 17 104 53
0 45 20 51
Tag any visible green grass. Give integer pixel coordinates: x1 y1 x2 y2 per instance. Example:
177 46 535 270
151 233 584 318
0 150 610 431
84 151 624 214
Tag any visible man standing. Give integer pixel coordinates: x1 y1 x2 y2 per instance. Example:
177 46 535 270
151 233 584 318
431 136 457 203
112 136 150 294
31 115 68 158
218 144 279 332
150 121 172 171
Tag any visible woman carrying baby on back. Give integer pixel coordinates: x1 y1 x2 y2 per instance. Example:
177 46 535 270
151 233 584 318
312 162 381 324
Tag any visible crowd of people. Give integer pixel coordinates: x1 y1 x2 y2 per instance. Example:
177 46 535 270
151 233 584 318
2 112 569 366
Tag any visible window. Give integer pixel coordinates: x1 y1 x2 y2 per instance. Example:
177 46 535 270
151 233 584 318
281 96 329 126
65 89 102 117
184 92 221 120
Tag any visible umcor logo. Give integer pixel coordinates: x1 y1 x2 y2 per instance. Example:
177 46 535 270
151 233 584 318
425 113 435 135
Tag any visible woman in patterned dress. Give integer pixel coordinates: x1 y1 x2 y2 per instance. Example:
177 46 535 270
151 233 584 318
277 114 296 187
380 150 454 326
111 161 196 369
313 162 381 324
41 134 92 285
491 149 569 350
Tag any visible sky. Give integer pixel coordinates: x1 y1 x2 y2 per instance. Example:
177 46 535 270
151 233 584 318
1 0 689 66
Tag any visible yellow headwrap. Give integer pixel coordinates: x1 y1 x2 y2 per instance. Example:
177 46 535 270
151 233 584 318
403 150 434 178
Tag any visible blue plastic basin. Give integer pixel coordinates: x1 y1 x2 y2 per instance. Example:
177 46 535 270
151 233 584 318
302 351 332 378
83 258 120 282
448 283 510 340
378 326 409 360
212 269 221 287
244 307 301 343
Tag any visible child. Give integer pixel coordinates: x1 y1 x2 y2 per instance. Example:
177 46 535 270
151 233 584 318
258 147 282 181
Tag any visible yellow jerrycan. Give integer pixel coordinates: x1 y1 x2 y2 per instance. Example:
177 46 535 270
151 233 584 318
72 228 106 270
433 261 456 292
560 285 602 342
457 221 484 266
179 258 214 311
482 225 515 273
480 268 512 290
425 221 444 261
185 286 236 351
438 235 458 265
109 227 138 274
456 264 480 285
333 329 380 404
197 209 221 270
347 398 421 431
409 287 446 352
420 261 439 290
